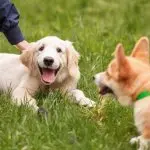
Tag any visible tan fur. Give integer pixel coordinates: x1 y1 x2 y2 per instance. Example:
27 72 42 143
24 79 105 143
18 37 95 109
95 37 150 149
20 45 39 77
143 127 150 139
66 41 80 78
105 37 150 102
131 37 150 64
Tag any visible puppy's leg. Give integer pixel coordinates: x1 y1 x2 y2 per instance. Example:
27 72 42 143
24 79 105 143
11 75 49 115
12 86 48 116
12 87 39 111
60 79 96 107
68 89 96 107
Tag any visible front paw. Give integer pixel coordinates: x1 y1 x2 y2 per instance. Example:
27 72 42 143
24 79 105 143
130 137 140 145
79 98 96 108
130 136 150 150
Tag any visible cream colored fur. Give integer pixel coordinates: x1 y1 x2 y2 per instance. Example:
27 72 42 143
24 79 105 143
0 36 95 112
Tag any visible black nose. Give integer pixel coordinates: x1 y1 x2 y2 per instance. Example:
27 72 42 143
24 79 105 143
92 76 95 80
43 57 54 66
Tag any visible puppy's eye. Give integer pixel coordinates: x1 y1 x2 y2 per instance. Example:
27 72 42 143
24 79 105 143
56 47 62 53
39 45 45 51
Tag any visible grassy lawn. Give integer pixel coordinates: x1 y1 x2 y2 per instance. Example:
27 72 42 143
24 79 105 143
0 0 150 149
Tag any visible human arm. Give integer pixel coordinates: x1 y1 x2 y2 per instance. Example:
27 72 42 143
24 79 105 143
0 0 29 51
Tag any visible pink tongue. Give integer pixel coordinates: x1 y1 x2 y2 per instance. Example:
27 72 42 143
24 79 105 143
41 68 56 84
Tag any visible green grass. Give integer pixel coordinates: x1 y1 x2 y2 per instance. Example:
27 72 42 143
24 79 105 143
0 0 149 149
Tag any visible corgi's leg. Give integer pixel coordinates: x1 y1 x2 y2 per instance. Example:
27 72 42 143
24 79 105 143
138 127 150 150
130 136 149 150
130 136 141 145
138 137 149 150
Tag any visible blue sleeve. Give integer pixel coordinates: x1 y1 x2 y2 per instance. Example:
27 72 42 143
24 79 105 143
0 0 24 45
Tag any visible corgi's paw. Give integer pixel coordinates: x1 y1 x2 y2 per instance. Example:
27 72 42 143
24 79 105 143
130 136 140 145
130 136 150 150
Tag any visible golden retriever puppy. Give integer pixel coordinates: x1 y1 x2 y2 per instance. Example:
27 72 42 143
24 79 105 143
94 37 150 150
0 36 95 113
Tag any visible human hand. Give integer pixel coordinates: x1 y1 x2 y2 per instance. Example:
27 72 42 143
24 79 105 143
15 40 31 52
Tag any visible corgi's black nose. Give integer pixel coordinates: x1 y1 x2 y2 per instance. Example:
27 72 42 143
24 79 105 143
44 57 54 66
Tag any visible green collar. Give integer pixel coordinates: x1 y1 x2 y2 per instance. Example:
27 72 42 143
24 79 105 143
136 91 150 100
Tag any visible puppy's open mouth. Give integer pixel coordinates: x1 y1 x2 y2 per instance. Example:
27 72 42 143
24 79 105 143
99 85 113 95
38 66 60 84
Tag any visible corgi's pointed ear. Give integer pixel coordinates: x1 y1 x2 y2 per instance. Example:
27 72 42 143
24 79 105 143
115 44 131 79
115 43 126 66
131 37 149 64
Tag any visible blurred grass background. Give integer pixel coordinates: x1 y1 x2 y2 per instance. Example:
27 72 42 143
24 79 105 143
0 0 149 149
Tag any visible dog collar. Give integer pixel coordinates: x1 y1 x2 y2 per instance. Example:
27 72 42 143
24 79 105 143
136 91 150 101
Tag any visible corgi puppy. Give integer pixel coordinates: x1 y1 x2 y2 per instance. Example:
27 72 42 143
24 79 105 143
94 37 150 150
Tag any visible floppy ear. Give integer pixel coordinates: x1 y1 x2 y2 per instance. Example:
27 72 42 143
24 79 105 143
20 43 37 74
115 43 132 79
131 37 150 64
65 41 80 77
